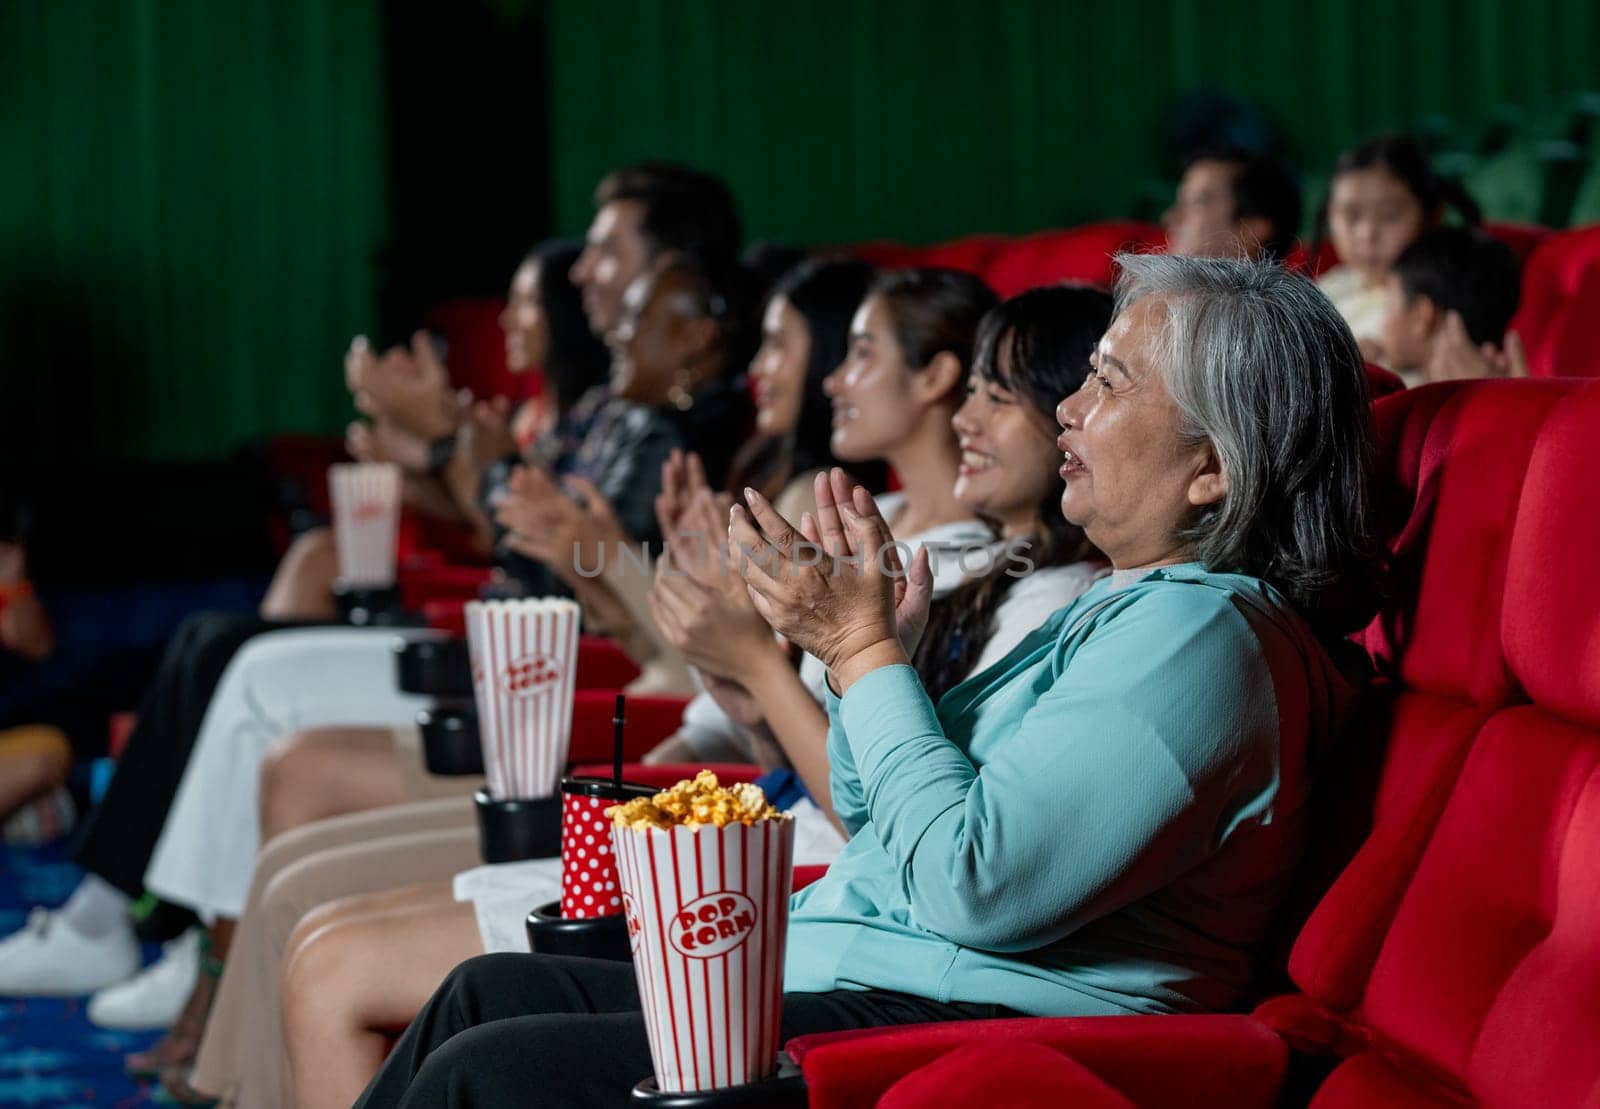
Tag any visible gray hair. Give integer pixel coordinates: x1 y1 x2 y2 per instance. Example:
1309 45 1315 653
1112 252 1383 634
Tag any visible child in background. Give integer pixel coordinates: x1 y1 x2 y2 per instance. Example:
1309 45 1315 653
1317 134 1482 361
1378 227 1525 386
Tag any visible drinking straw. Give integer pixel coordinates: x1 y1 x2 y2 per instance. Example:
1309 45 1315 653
612 693 626 790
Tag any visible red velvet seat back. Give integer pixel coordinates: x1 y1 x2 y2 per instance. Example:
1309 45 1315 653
1281 382 1575 1014
1320 382 1600 1108
1509 223 1600 377
979 221 1163 296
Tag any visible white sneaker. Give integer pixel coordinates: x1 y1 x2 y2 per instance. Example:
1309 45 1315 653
0 907 141 996
88 927 202 1029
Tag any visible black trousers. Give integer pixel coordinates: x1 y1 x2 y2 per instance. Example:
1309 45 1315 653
71 611 294 896
356 953 1014 1108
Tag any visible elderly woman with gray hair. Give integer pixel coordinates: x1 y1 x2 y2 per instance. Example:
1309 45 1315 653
355 254 1382 1108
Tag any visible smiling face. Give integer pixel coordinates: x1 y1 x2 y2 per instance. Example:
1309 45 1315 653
950 336 1062 537
1054 297 1227 568
1327 167 1427 284
822 294 925 461
498 260 548 373
570 200 653 336
748 295 810 436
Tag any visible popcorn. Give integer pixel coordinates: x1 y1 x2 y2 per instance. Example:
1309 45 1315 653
606 770 787 830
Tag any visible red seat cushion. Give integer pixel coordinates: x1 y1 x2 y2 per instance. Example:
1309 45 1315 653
876 1041 1135 1108
794 1015 1286 1109
1340 710 1600 1108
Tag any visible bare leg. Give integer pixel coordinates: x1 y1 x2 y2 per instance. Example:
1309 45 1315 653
281 883 479 1109
259 528 339 620
258 727 408 845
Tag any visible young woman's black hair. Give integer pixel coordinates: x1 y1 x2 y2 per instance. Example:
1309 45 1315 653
870 268 999 375
522 240 611 417
1316 133 1482 244
912 284 1113 704
727 256 887 497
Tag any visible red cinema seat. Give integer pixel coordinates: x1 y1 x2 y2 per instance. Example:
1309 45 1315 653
1312 380 1600 1107
980 221 1164 296
1509 223 1600 377
796 1016 1287 1109
1284 238 1339 277
1264 381 1576 1045
568 691 687 764
1482 219 1554 261
423 295 532 404
914 234 1012 277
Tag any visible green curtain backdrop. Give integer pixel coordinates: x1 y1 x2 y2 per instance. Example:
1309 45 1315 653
0 0 387 465
546 0 1598 245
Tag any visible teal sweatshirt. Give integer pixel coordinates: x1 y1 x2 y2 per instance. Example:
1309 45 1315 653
784 564 1360 1016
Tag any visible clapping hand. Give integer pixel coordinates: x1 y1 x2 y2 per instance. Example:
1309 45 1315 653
653 449 715 549
649 490 776 681
495 466 629 581
354 332 461 441
730 469 931 686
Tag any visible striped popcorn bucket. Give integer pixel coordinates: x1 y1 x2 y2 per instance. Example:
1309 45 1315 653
464 599 581 799
613 818 795 1093
328 462 402 587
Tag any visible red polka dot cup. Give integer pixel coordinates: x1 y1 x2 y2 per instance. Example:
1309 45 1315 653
559 777 656 919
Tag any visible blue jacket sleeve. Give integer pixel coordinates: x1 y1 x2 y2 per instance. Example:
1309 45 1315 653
824 685 870 837
837 587 1285 952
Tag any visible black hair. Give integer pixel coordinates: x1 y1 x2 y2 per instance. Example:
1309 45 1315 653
1321 133 1482 239
740 242 811 300
641 255 765 405
912 285 1112 704
521 240 611 416
1392 227 1522 346
594 163 743 279
1182 146 1303 261
727 257 887 497
870 268 999 379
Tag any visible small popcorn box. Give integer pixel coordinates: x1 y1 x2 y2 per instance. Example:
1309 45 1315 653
559 777 655 919
613 818 795 1093
464 598 581 799
328 462 402 587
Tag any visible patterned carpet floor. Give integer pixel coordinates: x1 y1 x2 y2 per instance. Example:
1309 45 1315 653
0 841 162 1107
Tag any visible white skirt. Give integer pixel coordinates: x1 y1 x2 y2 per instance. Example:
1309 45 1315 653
143 625 440 917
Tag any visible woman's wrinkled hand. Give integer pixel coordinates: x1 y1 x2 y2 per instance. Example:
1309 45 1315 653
730 469 930 683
